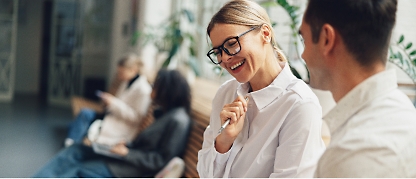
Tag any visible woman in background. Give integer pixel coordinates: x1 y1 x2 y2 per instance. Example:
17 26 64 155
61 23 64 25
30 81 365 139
65 53 152 147
197 0 325 177
33 68 192 177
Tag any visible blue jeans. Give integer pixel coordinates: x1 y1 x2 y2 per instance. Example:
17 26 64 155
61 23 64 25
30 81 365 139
67 108 97 143
32 144 113 177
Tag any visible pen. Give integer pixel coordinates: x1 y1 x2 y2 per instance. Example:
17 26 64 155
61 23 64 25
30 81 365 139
218 96 249 134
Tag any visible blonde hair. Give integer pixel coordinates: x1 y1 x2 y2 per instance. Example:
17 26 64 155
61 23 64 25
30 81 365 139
207 0 286 62
117 53 144 74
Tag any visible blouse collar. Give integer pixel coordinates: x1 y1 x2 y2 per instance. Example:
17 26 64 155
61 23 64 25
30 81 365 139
237 62 297 110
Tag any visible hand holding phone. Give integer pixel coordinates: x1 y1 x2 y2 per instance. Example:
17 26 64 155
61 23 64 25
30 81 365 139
95 90 103 98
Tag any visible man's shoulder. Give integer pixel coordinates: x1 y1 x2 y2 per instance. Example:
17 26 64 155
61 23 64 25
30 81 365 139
339 104 416 146
356 88 416 124
323 99 416 177
318 137 416 177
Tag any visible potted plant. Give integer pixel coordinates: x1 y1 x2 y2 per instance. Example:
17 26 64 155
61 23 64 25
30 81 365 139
131 9 200 80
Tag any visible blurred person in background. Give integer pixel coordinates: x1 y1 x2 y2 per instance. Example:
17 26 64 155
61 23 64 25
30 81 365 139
65 53 152 147
33 68 192 177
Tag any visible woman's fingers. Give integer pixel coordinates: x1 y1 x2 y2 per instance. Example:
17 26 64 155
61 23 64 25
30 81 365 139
221 96 248 124
220 109 238 124
235 95 248 112
216 96 249 150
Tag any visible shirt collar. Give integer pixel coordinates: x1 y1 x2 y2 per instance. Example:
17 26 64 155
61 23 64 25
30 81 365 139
127 74 140 89
237 62 297 110
324 69 398 134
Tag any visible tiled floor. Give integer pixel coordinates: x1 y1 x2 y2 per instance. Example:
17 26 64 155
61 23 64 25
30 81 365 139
0 94 73 177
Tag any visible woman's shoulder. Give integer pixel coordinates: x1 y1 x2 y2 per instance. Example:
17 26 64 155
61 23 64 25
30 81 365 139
130 75 152 93
167 107 191 119
166 107 192 127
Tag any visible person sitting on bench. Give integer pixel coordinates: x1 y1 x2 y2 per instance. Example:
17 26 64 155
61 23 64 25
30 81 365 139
33 68 192 177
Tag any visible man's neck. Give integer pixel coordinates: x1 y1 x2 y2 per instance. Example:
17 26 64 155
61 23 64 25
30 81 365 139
331 62 385 102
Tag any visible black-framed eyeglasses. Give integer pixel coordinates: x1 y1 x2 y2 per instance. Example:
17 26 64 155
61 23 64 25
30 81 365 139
207 26 259 65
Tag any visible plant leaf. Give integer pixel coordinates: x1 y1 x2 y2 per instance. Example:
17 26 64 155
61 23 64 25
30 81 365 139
398 35 404 44
410 50 416 56
130 31 140 46
182 9 194 22
398 52 403 64
163 43 180 67
406 42 413 50
189 46 196 56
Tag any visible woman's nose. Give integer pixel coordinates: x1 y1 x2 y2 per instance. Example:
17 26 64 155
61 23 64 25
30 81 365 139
220 51 232 63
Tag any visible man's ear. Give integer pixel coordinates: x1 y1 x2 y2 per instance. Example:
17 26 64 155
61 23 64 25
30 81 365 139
320 24 336 56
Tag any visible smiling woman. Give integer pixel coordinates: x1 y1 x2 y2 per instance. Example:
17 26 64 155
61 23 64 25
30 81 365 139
196 0 326 178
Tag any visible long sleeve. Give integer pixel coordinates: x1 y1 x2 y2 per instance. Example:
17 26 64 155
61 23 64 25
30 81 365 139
270 100 325 177
96 77 152 145
197 125 234 178
197 82 236 178
107 77 152 123
114 108 191 176
107 90 150 123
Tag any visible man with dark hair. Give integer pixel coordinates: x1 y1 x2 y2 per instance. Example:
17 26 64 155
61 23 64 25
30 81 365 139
299 0 416 177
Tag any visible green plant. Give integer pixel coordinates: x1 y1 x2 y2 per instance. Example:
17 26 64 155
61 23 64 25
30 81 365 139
132 9 200 76
389 34 416 84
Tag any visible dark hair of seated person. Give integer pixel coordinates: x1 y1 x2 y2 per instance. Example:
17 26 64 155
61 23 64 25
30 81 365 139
152 68 191 114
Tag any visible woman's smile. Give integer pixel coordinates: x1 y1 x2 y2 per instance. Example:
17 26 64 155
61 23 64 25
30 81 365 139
230 59 245 70
228 59 246 74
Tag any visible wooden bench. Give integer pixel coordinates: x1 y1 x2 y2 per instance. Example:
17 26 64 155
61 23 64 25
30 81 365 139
182 78 219 177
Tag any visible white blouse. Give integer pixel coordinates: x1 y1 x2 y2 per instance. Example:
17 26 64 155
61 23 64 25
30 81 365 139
197 63 326 178
96 75 152 145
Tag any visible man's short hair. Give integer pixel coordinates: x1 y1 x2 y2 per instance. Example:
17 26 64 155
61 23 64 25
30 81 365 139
304 0 397 66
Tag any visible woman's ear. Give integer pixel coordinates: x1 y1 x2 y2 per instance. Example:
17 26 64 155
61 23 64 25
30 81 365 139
261 24 272 43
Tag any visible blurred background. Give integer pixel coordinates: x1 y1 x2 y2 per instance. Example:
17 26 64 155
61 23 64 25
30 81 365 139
0 0 415 177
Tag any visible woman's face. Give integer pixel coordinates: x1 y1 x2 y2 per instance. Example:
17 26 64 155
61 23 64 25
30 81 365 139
209 24 267 83
117 66 136 81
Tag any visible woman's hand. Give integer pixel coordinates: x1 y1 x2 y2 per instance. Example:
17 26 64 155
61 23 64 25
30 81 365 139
99 92 115 106
215 95 248 153
110 142 129 156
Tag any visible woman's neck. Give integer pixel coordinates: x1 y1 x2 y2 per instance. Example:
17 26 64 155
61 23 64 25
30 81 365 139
249 56 282 92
